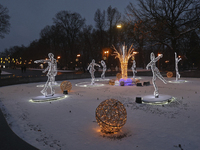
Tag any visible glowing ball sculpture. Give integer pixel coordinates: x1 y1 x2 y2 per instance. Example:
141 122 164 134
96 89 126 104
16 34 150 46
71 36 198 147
109 79 115 85
167 72 173 78
95 99 127 133
116 73 122 80
60 81 72 92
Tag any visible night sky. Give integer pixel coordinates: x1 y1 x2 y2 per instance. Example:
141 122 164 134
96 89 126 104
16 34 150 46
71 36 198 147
0 0 136 52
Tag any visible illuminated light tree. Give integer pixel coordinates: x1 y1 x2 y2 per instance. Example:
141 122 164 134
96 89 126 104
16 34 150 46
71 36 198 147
175 52 181 81
113 43 135 79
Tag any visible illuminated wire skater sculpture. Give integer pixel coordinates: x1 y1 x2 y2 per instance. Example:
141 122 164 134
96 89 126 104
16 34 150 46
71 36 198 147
146 52 167 98
87 59 100 85
175 52 181 81
101 60 106 79
131 59 137 78
34 53 57 96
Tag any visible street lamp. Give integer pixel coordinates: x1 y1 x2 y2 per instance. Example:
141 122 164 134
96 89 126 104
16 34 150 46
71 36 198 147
117 24 122 28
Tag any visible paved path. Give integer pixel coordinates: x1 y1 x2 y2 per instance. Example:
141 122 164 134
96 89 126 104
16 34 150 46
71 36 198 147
0 108 38 150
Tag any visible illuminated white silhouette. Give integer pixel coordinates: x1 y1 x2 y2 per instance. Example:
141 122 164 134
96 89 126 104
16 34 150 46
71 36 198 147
175 52 181 81
101 60 106 79
87 59 100 85
146 52 167 98
131 59 137 78
34 53 57 96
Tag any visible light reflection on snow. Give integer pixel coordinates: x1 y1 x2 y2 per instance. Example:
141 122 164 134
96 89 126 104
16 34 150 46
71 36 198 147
75 82 104 87
29 95 67 103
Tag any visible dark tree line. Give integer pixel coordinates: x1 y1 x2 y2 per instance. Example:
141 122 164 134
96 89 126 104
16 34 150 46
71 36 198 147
1 1 200 70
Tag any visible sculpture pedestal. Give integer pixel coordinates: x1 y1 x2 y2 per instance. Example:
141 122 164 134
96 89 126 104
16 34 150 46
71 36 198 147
142 94 172 104
75 82 104 87
168 80 187 83
31 94 67 102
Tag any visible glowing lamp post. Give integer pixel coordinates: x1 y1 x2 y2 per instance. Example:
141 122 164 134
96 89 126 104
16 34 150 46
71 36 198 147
113 43 136 79
117 24 122 28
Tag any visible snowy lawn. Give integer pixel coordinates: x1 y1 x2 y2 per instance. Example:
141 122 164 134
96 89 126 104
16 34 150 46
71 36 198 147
0 76 200 150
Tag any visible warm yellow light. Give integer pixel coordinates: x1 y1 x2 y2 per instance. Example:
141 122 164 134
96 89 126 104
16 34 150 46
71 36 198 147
133 51 138 55
57 56 61 59
158 53 162 56
165 60 169 63
77 54 80 57
178 55 181 58
117 24 122 28
96 99 127 133
113 44 135 79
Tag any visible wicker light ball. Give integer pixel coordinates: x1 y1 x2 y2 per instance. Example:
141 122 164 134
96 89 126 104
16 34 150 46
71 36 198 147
135 78 140 83
109 79 115 85
60 81 72 92
95 99 127 133
167 72 173 78
116 73 122 80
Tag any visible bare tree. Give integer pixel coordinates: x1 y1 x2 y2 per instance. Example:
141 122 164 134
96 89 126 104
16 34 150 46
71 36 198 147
0 4 10 39
53 11 85 67
107 5 121 46
126 0 200 58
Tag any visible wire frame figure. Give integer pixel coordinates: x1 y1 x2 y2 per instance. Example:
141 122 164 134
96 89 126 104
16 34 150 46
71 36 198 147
146 52 167 98
175 52 182 81
131 59 137 78
87 59 100 85
101 60 106 79
34 53 57 96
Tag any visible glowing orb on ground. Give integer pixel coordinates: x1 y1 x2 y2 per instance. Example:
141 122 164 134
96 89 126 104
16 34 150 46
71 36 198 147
95 99 127 133
60 81 72 92
109 79 115 85
167 72 173 78
116 73 122 80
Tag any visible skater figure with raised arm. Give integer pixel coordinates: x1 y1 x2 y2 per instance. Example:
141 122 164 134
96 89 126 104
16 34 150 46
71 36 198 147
175 52 181 81
101 60 106 79
34 53 57 96
146 52 167 98
131 59 137 78
87 59 100 85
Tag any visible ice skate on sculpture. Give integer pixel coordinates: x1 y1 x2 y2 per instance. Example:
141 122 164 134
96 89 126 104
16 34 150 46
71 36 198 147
34 53 57 97
146 52 167 98
175 52 181 81
87 59 100 85
101 60 106 79
131 59 137 78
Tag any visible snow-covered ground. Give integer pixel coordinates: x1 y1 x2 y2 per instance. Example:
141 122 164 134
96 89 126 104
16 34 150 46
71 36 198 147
0 76 200 150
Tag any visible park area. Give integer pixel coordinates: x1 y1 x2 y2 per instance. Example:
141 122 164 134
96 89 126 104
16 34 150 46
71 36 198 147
0 76 200 150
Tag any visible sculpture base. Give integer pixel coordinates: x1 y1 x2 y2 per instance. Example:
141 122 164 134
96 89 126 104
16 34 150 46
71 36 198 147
30 94 67 102
95 78 110 81
168 80 187 83
75 82 104 87
142 94 172 104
